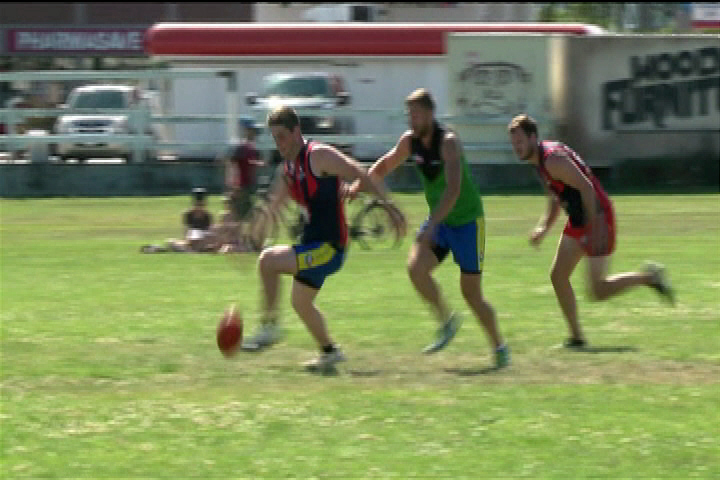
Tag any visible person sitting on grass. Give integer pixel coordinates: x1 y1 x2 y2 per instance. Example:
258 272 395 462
141 188 215 253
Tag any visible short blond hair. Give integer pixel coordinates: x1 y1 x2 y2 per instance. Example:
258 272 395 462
405 88 435 112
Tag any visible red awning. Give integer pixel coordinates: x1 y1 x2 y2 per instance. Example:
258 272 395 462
146 23 603 57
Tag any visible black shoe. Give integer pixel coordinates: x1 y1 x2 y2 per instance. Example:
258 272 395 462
564 337 587 350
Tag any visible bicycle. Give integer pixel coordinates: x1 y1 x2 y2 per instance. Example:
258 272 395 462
229 166 307 251
242 191 401 251
346 194 402 250
228 155 402 251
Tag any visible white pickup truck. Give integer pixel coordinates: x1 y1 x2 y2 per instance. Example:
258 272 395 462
245 72 356 161
53 84 165 163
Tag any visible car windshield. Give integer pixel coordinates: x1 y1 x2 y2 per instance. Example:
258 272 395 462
71 90 128 109
261 76 331 98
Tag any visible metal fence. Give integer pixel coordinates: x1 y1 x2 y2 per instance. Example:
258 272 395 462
0 68 517 164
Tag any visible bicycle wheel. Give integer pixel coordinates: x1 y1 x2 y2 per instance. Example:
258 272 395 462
350 200 400 250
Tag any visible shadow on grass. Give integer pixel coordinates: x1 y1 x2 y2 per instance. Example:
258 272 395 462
347 369 383 377
562 345 639 354
444 366 503 376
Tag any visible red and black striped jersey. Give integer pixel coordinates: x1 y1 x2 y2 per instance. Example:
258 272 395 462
283 141 348 247
536 141 611 227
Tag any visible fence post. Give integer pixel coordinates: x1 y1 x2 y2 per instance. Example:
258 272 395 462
130 105 143 163
7 107 19 161
218 70 239 143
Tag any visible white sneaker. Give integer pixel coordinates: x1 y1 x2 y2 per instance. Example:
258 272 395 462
303 348 347 373
240 324 283 352
644 262 675 306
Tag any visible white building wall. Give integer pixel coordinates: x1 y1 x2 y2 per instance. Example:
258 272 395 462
254 3 537 23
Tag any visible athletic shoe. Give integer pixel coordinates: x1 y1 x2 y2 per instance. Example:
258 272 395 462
303 348 347 373
495 345 511 369
240 323 283 352
422 313 461 354
645 262 675 306
564 337 588 350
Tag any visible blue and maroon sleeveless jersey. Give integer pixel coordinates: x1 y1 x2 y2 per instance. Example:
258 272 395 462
536 141 611 228
283 141 348 247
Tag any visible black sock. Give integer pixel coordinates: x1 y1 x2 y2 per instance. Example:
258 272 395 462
322 344 336 354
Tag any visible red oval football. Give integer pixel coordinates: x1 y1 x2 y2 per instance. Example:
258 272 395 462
217 306 243 356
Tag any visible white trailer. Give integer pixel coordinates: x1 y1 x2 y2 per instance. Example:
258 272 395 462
145 22 602 161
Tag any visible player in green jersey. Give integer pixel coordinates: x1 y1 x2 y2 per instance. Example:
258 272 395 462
349 88 509 368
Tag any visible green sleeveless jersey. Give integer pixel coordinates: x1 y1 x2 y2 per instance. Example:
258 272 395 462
409 122 483 226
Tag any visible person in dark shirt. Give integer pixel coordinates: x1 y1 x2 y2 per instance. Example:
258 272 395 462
180 188 213 252
222 117 265 220
239 105 407 373
215 117 267 252
141 188 215 253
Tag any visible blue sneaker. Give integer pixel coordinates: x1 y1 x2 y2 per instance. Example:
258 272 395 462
495 345 511 369
422 313 461 354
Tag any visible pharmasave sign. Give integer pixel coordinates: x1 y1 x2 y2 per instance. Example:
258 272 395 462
7 28 146 55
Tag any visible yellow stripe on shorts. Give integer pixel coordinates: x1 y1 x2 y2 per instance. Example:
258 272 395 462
297 243 336 271
476 217 486 271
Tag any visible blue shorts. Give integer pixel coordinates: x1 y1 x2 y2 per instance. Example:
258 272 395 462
419 217 486 274
293 241 347 289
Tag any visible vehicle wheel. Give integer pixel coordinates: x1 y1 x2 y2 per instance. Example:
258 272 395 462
350 200 400 250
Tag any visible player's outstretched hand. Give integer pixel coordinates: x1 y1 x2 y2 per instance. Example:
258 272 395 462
529 226 547 248
341 179 362 203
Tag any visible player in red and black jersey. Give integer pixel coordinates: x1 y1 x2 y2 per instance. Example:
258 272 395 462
508 114 674 349
241 105 407 372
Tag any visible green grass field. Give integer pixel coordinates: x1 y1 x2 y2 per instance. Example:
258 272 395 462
1 193 719 479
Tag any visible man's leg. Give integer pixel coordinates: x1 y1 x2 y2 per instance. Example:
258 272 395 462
241 245 296 351
291 280 332 347
408 241 461 354
258 245 297 320
407 241 450 324
460 273 502 349
167 239 189 252
550 234 586 343
291 279 346 372
587 256 656 301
